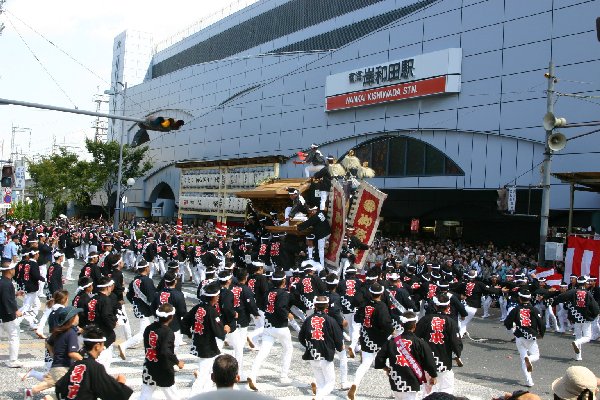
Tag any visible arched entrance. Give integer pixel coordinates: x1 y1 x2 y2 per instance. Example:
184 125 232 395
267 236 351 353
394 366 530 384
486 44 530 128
149 182 176 219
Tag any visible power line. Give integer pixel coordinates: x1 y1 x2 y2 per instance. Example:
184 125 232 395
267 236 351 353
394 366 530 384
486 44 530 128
7 16 78 108
4 8 144 110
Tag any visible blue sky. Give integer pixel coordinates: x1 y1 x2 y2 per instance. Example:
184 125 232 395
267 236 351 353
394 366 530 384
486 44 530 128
0 0 257 161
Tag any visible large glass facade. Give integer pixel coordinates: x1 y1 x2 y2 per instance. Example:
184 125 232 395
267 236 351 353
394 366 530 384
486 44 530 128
345 135 464 177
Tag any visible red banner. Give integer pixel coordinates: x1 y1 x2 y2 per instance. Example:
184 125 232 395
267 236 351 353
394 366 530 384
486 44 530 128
348 181 387 268
325 76 447 111
325 180 346 267
564 236 600 280
176 218 183 235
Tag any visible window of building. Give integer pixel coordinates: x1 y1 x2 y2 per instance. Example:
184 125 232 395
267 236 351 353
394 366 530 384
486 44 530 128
344 135 463 177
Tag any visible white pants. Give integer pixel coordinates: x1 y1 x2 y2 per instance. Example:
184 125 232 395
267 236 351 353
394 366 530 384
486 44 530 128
81 243 89 259
89 245 97 254
310 359 336 399
124 250 135 269
544 304 559 330
318 191 328 211
557 304 571 332
353 350 375 388
592 316 600 340
393 392 418 400
516 337 539 385
430 369 454 394
180 261 193 282
305 164 325 177
140 383 180 400
459 305 477 336
117 308 132 340
249 310 265 343
574 322 592 360
317 236 329 267
234 327 248 378
20 292 41 328
191 356 217 394
191 263 205 286
250 326 293 381
499 297 508 321
37 264 47 298
337 348 349 386
96 344 114 371
120 316 151 351
155 257 166 276
65 258 75 280
482 296 493 317
343 312 360 351
222 329 244 377
0 320 20 362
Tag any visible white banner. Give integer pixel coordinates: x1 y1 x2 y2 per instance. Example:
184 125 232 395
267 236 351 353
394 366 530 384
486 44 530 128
507 186 517 214
14 166 26 189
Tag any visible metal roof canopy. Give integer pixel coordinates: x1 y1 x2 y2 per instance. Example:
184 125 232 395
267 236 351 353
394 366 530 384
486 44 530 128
552 172 600 192
551 172 600 235
175 156 287 169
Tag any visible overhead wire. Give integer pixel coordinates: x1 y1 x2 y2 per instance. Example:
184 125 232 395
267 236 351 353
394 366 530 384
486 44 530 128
5 8 144 109
7 16 78 109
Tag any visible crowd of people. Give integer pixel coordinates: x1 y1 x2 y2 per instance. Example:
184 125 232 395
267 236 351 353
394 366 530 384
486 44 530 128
0 214 599 400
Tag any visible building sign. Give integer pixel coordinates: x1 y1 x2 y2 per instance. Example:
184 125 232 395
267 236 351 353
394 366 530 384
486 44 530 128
325 48 462 112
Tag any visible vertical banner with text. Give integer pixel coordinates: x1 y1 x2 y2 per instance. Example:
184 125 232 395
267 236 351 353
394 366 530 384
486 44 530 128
325 180 346 267
348 181 387 269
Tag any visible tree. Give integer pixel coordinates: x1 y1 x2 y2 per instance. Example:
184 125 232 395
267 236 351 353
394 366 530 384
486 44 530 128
84 138 153 217
27 148 80 221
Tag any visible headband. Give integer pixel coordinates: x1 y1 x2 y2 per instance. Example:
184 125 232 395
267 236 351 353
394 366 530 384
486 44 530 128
156 309 176 318
518 292 531 299
97 280 114 288
77 282 93 291
365 275 378 281
218 274 233 282
399 315 418 323
433 296 450 306
202 290 219 297
313 298 329 304
369 286 384 295
271 276 285 281
112 258 122 266
327 279 339 285
82 337 106 343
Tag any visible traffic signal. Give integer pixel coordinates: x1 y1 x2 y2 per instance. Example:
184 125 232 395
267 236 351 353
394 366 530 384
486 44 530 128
1 165 13 187
139 117 185 132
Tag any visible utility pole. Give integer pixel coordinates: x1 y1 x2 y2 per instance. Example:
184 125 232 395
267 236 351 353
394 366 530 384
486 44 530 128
92 91 109 142
538 61 556 264
113 82 127 231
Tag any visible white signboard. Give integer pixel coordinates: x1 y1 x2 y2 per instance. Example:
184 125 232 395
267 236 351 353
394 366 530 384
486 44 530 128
14 166 26 189
0 203 11 209
325 48 462 112
507 186 517 214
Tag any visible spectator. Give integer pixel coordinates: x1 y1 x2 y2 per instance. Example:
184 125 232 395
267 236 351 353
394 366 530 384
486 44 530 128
211 354 240 389
552 366 599 400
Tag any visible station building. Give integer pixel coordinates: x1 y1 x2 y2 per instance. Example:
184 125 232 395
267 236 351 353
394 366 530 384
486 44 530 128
107 0 600 243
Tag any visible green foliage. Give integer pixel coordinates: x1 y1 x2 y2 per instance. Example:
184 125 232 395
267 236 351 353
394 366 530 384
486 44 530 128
84 138 153 216
9 199 40 220
27 148 80 220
